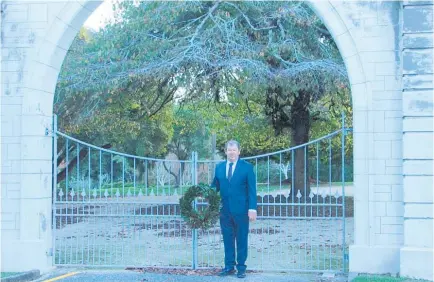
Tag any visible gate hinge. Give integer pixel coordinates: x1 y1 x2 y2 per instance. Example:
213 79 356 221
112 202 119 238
46 248 53 257
45 127 54 136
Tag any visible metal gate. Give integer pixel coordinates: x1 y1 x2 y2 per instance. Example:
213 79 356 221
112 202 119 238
52 116 351 273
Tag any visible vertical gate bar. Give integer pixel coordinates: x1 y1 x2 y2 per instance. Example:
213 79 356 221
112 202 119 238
291 151 294 219
310 149 313 269
178 204 181 267
192 152 198 269
168 161 171 196
316 142 319 221
121 158 125 264
156 194 160 267
98 150 102 265
329 137 332 210
88 148 91 202
64 138 69 264
285 152 289 220
170 206 173 267
266 155 270 266
279 153 282 217
113 199 116 266
77 143 80 189
104 187 107 265
52 115 58 265
316 142 320 270
268 155 272 218
156 162 159 196
133 158 136 193
76 143 80 264
304 145 307 214
336 184 339 270
133 158 136 266
341 112 346 272
109 153 113 265
329 138 332 270
65 138 69 264
94 213 97 265
88 147 91 264
122 157 125 200
66 139 69 197
138 202 142 266
99 151 102 200
92 177 96 266
145 160 148 196
165 185 168 265
81 151 85 265
111 154 114 194
304 146 307 269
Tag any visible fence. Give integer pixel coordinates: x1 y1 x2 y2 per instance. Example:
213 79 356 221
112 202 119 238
52 116 352 273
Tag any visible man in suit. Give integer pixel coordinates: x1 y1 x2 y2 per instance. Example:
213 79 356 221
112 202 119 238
211 140 257 278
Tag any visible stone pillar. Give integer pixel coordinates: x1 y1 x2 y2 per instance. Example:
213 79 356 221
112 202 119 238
1 1 55 272
400 1 434 280
1 0 101 273
332 1 405 275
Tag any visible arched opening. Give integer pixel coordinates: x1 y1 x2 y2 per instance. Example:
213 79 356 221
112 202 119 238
18 0 370 274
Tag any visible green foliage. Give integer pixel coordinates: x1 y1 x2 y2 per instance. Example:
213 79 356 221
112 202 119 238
54 2 351 166
55 26 175 157
187 96 291 157
168 106 212 160
310 86 353 160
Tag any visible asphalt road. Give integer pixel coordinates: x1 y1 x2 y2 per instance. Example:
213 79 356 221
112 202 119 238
34 269 348 282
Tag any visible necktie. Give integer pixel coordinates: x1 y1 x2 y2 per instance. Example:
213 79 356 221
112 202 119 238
228 162 233 181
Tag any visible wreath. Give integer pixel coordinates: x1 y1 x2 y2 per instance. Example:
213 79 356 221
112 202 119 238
179 185 221 230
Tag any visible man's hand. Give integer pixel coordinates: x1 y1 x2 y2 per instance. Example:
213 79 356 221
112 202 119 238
248 210 257 222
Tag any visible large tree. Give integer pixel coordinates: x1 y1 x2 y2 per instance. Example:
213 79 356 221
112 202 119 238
56 1 350 194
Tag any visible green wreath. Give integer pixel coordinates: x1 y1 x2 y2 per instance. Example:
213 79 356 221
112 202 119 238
179 185 221 230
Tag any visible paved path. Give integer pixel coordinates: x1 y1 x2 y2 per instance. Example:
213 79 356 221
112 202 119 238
34 269 348 282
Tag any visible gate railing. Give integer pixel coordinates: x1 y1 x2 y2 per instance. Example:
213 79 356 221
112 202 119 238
52 114 352 273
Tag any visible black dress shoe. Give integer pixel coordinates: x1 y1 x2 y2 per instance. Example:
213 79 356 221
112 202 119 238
218 268 236 276
237 270 246 278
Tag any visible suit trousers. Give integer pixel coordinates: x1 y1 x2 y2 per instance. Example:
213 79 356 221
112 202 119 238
219 211 249 271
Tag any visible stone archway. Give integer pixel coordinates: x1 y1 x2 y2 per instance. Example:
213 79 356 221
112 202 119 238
1 1 432 279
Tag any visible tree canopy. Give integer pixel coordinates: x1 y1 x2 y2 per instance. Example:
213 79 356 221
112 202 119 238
54 1 352 190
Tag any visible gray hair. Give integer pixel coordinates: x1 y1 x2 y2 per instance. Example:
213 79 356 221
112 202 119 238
225 140 241 150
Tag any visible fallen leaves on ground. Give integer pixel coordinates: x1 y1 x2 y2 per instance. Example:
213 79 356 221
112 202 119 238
126 267 260 276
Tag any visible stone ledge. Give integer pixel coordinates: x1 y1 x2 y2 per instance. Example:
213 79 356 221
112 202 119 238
400 247 434 280
349 245 401 275
2 270 40 282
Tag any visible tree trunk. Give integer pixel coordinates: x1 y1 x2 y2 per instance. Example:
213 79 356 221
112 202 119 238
162 161 180 188
265 87 312 198
290 90 311 198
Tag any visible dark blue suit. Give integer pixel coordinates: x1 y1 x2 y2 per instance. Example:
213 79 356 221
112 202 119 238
211 159 257 272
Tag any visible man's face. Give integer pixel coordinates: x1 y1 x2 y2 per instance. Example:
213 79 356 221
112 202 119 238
225 144 240 162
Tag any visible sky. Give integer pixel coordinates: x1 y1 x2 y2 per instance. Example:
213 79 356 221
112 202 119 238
83 0 116 31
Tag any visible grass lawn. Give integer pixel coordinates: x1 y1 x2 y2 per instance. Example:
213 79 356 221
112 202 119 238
256 182 353 193
55 181 354 199
1 272 20 278
353 275 430 282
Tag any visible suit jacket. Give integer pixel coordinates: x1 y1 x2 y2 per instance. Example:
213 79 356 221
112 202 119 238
211 159 257 215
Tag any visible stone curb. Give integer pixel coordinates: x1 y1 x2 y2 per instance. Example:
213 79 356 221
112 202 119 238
1 270 40 282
